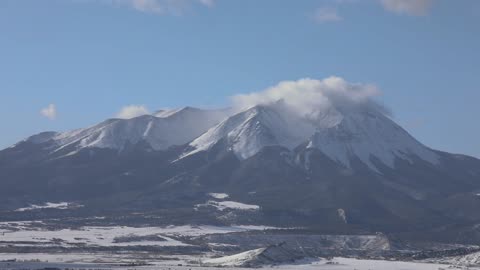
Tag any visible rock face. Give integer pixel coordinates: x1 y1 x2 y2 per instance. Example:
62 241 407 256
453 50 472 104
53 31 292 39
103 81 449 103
1 105 480 244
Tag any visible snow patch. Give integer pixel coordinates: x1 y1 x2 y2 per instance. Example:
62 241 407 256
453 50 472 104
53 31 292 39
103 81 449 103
203 247 266 267
209 193 230 199
196 200 260 211
337 208 347 224
14 202 82 212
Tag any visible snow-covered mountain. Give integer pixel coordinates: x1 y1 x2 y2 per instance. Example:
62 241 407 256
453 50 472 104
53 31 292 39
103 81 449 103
182 102 439 172
306 110 439 171
184 103 315 159
7 100 453 172
21 107 230 155
2 100 480 244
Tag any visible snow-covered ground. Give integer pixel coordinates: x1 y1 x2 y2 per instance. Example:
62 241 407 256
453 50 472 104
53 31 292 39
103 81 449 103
197 193 259 211
197 200 260 211
0 252 194 265
426 250 480 268
0 223 273 248
273 257 474 270
14 202 82 212
200 245 458 269
209 193 230 199
1 221 477 269
0 257 471 270
203 247 266 266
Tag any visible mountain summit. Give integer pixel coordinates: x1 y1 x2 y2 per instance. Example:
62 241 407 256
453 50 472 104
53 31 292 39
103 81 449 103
183 102 439 172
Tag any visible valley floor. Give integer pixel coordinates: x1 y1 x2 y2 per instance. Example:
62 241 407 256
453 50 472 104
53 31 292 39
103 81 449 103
1 219 479 270
0 257 470 270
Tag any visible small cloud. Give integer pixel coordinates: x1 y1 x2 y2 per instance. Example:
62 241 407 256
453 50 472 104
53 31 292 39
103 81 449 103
116 105 149 119
198 0 215 8
127 0 164 14
40 104 57 120
379 0 434 16
312 7 343 23
105 0 214 15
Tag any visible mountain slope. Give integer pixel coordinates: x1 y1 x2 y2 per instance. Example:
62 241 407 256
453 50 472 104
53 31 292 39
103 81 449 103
183 104 315 159
307 110 439 171
19 107 230 156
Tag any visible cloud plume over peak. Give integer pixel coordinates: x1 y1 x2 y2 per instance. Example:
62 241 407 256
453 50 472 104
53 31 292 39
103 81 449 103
231 76 389 120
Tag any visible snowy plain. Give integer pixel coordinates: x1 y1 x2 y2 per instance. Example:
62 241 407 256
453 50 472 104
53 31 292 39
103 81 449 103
0 257 471 270
0 222 274 248
0 221 477 269
14 202 82 212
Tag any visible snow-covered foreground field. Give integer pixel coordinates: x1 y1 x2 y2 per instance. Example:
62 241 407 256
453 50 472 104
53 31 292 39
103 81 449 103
1 221 479 269
0 257 471 270
0 221 273 247
275 258 476 270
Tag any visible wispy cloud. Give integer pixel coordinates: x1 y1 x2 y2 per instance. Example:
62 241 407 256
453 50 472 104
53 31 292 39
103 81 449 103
312 0 435 23
312 7 343 23
379 0 434 16
40 104 57 120
104 0 215 15
198 0 215 8
116 105 149 119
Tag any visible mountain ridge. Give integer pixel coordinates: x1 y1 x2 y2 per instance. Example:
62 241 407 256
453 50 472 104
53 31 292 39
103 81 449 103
6 103 475 173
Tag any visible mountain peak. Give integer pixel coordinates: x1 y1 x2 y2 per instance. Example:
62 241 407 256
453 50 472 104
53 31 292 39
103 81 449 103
25 131 58 144
182 103 439 172
307 110 439 171
182 104 315 160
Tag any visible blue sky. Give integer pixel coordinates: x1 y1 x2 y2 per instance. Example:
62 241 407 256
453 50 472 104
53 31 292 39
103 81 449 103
0 0 479 158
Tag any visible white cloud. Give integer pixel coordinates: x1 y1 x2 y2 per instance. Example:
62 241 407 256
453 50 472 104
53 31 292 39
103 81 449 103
231 76 389 120
198 0 215 8
312 7 343 23
40 104 57 120
116 105 150 119
127 0 164 14
379 0 434 16
107 0 214 15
